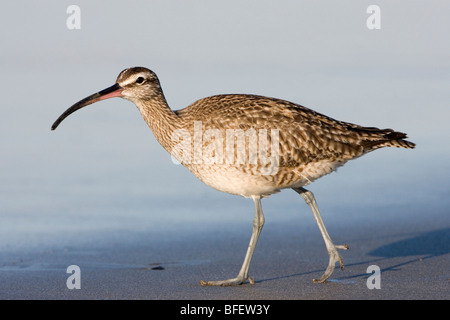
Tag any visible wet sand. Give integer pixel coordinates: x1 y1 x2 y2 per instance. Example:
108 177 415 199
1 203 448 301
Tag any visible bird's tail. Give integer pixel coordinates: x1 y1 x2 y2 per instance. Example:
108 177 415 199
359 128 416 151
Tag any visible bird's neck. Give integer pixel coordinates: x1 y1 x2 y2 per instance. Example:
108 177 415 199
134 94 180 153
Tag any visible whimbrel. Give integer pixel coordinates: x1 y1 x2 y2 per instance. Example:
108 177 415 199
52 67 415 285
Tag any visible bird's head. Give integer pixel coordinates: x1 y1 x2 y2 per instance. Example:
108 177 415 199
116 67 162 102
51 67 161 130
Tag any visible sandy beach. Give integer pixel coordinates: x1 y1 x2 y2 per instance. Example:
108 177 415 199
1 200 448 300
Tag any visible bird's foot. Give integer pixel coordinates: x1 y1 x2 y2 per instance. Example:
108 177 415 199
313 244 349 283
200 275 255 286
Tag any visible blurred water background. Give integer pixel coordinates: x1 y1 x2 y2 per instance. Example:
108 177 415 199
0 1 449 257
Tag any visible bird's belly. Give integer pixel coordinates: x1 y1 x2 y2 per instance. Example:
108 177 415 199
185 159 346 198
187 164 278 197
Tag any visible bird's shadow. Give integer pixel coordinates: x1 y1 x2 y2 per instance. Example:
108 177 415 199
257 227 450 284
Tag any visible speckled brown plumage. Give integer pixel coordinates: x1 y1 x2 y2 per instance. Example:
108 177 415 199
117 68 415 197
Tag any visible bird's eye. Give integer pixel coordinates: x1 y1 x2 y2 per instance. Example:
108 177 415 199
136 77 145 84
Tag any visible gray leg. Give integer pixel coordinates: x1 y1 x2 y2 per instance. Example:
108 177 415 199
200 195 264 286
293 187 349 283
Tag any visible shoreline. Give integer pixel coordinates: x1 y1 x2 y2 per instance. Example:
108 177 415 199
1 207 448 300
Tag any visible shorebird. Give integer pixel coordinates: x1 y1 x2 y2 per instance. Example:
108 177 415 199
52 67 415 286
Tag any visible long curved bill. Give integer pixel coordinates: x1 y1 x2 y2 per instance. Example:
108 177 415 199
51 83 123 130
